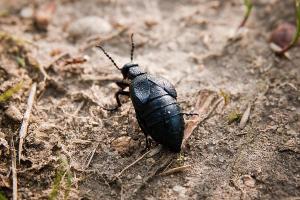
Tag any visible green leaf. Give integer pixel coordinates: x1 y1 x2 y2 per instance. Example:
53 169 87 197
0 81 23 102
15 56 26 67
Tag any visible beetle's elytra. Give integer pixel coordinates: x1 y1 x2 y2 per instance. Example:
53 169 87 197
96 34 184 152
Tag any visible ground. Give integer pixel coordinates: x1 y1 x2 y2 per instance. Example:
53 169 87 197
0 0 299 199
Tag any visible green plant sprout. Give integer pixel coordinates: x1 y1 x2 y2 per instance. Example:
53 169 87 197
49 157 72 200
220 89 230 106
15 56 26 67
0 191 8 200
279 0 300 54
238 0 253 28
0 81 23 102
227 110 242 124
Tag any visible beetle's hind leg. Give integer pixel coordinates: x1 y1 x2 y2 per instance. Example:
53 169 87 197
181 112 199 116
140 135 152 153
102 80 130 111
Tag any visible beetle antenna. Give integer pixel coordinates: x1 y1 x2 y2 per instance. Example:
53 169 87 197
96 45 121 70
130 33 134 62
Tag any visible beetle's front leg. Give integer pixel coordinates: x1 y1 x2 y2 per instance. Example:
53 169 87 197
103 90 130 111
116 80 129 89
115 90 130 108
102 80 130 111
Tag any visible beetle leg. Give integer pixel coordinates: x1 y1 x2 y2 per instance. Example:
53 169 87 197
141 135 151 153
102 90 130 111
145 136 150 149
116 80 129 89
181 112 199 116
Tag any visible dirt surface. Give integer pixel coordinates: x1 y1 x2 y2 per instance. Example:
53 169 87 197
0 0 299 199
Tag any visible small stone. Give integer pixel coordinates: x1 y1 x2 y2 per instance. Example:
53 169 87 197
20 7 34 19
5 105 23 121
111 136 133 154
146 158 155 165
172 185 186 197
0 131 5 138
277 127 284 134
0 138 9 149
241 175 255 188
218 156 225 163
135 175 142 180
145 196 156 200
68 16 112 42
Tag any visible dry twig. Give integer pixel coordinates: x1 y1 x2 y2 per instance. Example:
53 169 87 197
11 138 17 200
116 149 151 178
159 165 191 176
85 142 99 169
18 82 37 162
239 103 252 129
47 53 71 68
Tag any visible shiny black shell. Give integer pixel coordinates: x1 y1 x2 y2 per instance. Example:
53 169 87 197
130 74 184 152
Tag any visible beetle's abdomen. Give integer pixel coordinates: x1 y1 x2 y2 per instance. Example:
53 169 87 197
148 112 184 152
137 95 184 152
130 75 184 152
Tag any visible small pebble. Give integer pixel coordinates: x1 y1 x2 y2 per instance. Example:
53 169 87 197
0 138 9 149
111 136 133 154
241 175 256 188
68 16 112 42
172 185 186 198
20 7 34 19
277 127 284 134
135 175 142 180
146 158 155 165
5 105 23 121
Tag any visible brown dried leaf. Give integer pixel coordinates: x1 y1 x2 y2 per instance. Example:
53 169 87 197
182 90 219 146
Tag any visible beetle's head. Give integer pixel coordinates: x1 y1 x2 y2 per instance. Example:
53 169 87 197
96 34 144 80
121 63 144 79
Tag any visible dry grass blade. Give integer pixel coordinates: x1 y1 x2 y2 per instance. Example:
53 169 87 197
85 142 99 169
182 90 221 146
239 103 252 129
116 149 151 178
159 165 191 176
11 138 17 200
18 82 37 163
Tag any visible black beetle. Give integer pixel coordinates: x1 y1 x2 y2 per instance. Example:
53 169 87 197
96 34 188 152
